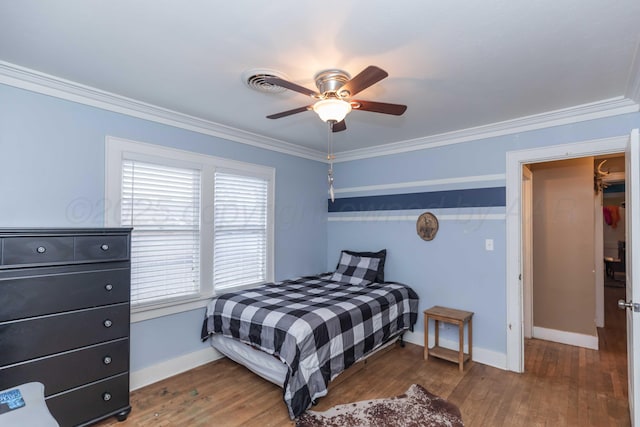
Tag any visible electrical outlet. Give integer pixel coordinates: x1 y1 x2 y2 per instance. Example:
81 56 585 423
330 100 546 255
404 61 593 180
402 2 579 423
485 238 494 251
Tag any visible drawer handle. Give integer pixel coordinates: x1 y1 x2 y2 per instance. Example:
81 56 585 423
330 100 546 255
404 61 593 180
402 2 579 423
100 244 110 251
103 319 113 328
103 356 112 365
36 246 46 254
105 283 113 291
103 392 112 401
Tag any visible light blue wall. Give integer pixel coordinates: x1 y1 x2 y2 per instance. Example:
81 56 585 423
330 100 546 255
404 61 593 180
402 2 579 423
3 80 639 370
0 83 328 371
328 112 640 359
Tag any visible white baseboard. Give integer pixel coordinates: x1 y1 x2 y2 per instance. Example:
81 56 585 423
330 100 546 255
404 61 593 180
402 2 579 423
532 326 598 350
130 346 224 391
402 330 507 370
131 330 509 392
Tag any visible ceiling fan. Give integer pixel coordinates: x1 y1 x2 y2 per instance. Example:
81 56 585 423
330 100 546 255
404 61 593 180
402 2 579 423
264 66 407 132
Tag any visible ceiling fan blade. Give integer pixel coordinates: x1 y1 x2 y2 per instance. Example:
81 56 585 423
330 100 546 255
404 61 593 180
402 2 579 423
331 120 347 132
352 100 407 116
266 105 312 119
263 76 319 97
338 66 388 97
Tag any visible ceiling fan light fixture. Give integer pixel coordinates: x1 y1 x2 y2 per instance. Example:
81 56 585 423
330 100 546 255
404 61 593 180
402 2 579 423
312 98 352 123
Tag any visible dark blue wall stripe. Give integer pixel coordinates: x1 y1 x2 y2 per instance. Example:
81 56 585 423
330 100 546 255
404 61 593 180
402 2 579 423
604 183 625 194
328 187 506 212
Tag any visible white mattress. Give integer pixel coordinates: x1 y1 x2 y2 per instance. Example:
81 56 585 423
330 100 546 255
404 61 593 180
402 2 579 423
210 333 401 388
210 334 287 387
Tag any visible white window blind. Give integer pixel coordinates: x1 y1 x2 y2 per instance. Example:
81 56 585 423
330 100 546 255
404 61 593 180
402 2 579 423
121 160 201 306
214 172 268 290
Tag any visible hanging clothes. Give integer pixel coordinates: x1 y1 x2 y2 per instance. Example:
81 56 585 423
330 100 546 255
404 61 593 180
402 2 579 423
603 205 621 228
603 206 612 226
609 205 620 228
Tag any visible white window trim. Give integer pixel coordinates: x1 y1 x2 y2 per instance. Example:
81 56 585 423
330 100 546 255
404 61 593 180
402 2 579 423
105 135 275 323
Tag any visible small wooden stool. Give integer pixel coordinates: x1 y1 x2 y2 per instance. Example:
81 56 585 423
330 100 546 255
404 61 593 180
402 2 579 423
424 306 474 372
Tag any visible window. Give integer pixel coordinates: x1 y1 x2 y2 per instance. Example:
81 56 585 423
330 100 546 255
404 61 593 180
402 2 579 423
121 160 201 306
214 172 268 290
106 136 274 322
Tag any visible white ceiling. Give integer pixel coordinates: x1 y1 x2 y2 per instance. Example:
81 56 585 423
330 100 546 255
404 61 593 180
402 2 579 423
1 1 639 157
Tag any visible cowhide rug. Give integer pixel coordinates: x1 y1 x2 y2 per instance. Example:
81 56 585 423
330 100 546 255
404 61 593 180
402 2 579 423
296 384 463 427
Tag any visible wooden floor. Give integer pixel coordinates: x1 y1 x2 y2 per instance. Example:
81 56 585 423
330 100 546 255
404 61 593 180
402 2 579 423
96 286 629 426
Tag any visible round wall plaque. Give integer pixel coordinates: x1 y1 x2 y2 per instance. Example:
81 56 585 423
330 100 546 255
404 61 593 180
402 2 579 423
416 212 439 241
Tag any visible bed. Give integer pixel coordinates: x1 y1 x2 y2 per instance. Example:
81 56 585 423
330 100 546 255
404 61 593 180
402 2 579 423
201 256 419 419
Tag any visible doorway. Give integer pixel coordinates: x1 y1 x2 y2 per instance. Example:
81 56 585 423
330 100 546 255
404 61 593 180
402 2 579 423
522 157 600 349
506 130 640 425
505 134 629 372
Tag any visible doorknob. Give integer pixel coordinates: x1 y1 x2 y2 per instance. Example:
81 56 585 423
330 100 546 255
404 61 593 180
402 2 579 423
618 299 640 312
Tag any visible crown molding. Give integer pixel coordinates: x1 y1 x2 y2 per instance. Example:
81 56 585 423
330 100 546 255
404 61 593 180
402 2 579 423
626 40 640 104
1 61 637 165
0 61 326 162
334 97 639 163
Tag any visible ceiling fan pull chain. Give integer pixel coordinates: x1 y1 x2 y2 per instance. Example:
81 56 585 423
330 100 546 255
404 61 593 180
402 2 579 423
328 121 335 202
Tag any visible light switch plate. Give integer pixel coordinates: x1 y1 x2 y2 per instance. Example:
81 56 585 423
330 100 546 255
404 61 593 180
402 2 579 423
485 239 494 251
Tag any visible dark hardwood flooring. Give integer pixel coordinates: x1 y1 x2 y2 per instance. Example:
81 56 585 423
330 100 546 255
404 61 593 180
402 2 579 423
96 286 629 426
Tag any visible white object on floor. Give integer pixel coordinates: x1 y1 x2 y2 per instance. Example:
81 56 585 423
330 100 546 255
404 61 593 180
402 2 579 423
0 382 59 427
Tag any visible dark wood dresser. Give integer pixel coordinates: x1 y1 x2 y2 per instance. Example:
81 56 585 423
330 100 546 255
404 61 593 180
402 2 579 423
0 228 132 426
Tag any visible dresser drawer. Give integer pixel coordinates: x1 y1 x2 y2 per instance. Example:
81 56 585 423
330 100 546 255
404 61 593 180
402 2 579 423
75 235 129 262
0 338 128 396
2 236 74 266
0 304 129 366
0 268 130 321
46 373 130 427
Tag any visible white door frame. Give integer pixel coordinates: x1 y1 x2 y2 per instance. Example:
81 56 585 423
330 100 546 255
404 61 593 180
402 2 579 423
522 165 533 339
595 186 605 328
505 134 628 372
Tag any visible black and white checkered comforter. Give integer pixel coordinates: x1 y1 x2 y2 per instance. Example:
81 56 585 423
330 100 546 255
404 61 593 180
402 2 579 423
202 274 419 419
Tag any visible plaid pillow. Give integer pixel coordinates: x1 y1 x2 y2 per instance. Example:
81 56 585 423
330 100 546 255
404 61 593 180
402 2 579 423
340 249 387 283
330 252 380 286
